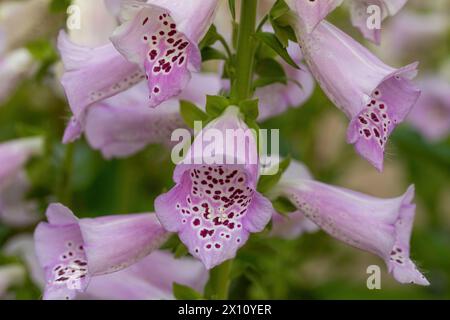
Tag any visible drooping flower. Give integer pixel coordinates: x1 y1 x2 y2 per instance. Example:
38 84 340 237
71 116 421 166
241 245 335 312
267 160 319 239
110 0 219 107
58 31 146 142
293 19 420 171
256 43 315 121
66 72 221 158
271 160 429 285
408 77 450 141
0 48 34 104
79 250 208 300
34 203 169 299
294 0 408 44
155 106 275 269
0 137 43 227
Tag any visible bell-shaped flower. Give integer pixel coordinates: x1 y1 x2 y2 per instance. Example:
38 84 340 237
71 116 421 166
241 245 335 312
0 137 43 227
293 20 420 171
293 0 407 44
155 106 275 269
58 30 146 142
79 250 208 300
68 71 221 157
256 44 315 121
408 77 450 141
0 48 34 104
34 203 169 300
271 160 429 286
267 160 319 239
110 0 218 107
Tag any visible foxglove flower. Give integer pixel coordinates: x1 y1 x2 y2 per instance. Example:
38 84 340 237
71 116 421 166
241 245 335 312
293 20 420 171
257 44 315 121
294 0 407 44
408 77 450 141
0 48 34 104
69 72 221 158
155 106 275 269
268 160 319 239
34 203 169 299
79 250 208 300
58 31 146 142
110 0 218 107
0 137 43 227
271 161 429 285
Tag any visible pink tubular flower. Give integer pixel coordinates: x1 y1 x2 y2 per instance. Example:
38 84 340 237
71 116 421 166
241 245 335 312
155 106 275 269
0 137 43 227
294 0 407 44
408 77 450 141
70 72 221 158
269 160 319 239
271 161 429 286
34 203 169 300
293 20 420 171
110 0 219 107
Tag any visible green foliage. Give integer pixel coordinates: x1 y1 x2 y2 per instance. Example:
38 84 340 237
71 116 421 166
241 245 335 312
254 32 299 69
173 283 203 300
180 100 209 128
257 156 291 194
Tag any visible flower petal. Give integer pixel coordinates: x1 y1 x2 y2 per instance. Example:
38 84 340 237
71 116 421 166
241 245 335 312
110 4 201 107
79 213 169 275
295 20 420 170
58 31 145 122
156 107 275 269
82 250 208 300
294 0 343 33
277 179 429 285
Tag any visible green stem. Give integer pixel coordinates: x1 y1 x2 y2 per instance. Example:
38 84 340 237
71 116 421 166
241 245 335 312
210 259 233 300
231 0 258 102
209 0 258 300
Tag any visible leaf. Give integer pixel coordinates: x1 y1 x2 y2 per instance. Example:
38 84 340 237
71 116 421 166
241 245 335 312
228 0 236 20
180 100 208 128
270 0 291 20
173 283 203 300
174 243 189 258
205 95 230 118
257 156 291 194
255 58 286 79
271 197 297 216
254 32 299 69
49 0 71 12
201 47 227 61
199 25 219 49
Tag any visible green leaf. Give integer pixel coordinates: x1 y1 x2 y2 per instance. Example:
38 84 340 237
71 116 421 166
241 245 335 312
199 25 219 49
239 99 259 121
173 283 203 300
180 100 208 128
269 0 297 46
255 32 299 69
271 197 297 216
201 47 227 61
228 0 236 20
256 58 286 78
174 243 189 258
49 0 71 12
205 95 230 118
257 156 291 194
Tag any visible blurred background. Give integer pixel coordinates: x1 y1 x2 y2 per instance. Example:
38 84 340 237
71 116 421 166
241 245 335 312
0 0 449 299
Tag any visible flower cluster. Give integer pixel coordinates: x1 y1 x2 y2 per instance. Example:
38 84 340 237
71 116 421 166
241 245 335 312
2 0 447 300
